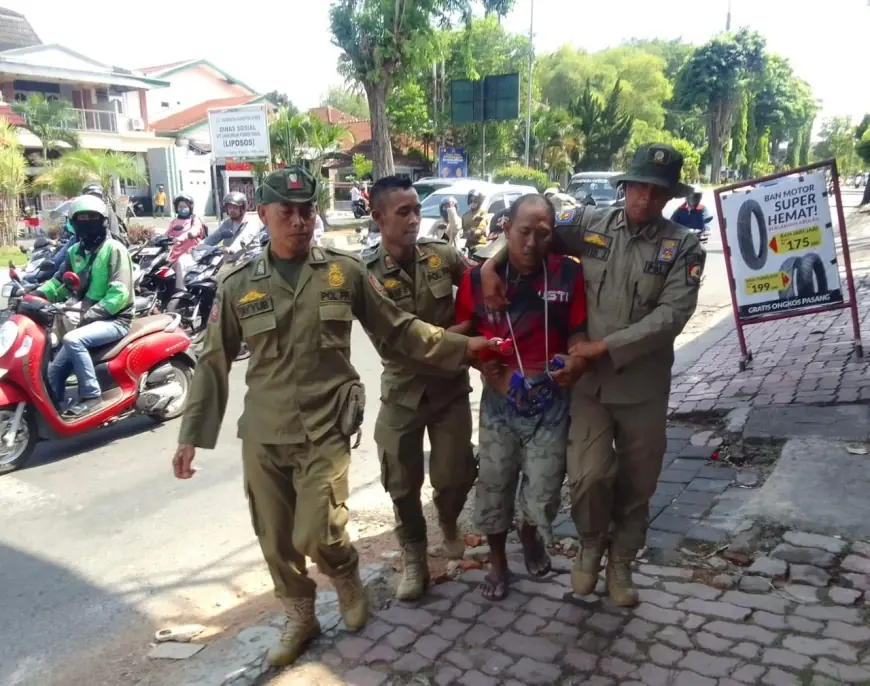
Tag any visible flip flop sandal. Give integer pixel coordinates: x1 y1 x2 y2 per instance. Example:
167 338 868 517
479 574 509 601
518 525 552 578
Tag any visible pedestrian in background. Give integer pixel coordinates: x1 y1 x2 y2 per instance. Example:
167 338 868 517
362 176 477 601
481 144 705 607
172 166 494 668
153 185 166 217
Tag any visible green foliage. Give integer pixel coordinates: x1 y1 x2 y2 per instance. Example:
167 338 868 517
621 121 700 182
752 127 773 176
352 153 374 179
35 149 145 202
264 91 297 113
854 127 870 167
0 119 27 245
269 108 311 166
569 80 634 171
856 114 870 142
321 86 370 120
11 93 80 159
814 116 861 176
492 165 549 191
799 120 813 166
387 80 433 140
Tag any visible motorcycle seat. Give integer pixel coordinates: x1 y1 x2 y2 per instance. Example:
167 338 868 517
134 295 153 313
90 314 175 363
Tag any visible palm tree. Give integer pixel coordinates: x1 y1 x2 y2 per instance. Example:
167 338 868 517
305 115 350 213
34 149 146 208
0 118 27 245
269 108 310 167
11 94 80 159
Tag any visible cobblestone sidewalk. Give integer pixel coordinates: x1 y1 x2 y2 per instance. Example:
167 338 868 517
230 528 870 686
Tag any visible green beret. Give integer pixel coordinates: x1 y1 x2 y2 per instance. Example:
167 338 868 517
255 166 319 205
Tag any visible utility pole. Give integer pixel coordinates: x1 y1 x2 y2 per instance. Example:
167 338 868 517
726 0 732 30
524 0 535 168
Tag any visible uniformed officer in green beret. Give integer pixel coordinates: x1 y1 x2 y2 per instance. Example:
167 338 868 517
480 144 705 608
172 166 494 667
362 176 478 601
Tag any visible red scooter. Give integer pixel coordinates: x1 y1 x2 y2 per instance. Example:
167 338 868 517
0 274 196 474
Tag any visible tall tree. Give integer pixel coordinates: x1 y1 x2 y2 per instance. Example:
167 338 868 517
330 0 512 179
729 90 748 169
264 91 298 113
569 80 634 171
815 116 860 178
321 85 370 120
673 29 765 183
0 118 27 245
387 80 433 141
11 94 80 159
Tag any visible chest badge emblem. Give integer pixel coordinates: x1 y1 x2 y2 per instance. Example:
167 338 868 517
427 255 442 269
328 263 345 288
238 290 266 305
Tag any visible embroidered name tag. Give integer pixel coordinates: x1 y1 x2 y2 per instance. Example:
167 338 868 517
320 290 351 303
580 245 610 261
238 296 274 319
644 261 669 276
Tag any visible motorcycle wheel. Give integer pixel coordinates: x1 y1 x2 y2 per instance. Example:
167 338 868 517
147 358 194 422
0 407 36 475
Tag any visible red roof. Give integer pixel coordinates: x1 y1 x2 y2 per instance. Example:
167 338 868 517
0 104 24 127
139 60 193 75
309 107 372 151
151 95 261 134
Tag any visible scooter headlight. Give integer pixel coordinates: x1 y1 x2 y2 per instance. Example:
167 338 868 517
0 320 17 358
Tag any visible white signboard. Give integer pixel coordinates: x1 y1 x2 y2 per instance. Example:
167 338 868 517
207 103 269 160
721 171 842 320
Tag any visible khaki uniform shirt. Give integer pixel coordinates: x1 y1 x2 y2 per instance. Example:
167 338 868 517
363 237 470 412
462 209 488 247
178 244 468 448
555 206 705 404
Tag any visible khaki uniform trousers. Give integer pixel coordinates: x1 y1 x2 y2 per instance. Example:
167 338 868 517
242 429 358 600
567 392 669 551
375 395 477 545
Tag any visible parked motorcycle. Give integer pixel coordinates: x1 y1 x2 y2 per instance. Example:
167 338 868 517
0 289 195 474
352 198 370 219
134 235 178 311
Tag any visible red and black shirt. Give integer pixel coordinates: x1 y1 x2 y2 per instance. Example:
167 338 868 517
456 254 587 373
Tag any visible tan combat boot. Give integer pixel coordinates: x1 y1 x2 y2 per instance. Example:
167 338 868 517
606 548 639 607
439 522 465 560
334 569 370 632
267 597 322 668
571 536 607 596
396 540 431 601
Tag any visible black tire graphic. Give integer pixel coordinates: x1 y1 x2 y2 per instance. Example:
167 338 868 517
737 199 768 270
777 257 801 300
797 253 828 296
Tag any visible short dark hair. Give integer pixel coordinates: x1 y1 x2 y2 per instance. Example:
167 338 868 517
507 193 555 225
370 175 413 211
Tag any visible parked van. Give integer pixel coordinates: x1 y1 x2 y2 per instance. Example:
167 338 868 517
566 171 624 208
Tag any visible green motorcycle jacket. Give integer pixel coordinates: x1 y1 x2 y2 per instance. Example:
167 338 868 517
38 238 134 323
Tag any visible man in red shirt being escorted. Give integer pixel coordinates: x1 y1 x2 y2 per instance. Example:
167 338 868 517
453 194 588 600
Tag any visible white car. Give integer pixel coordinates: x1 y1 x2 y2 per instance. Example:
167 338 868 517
418 180 538 237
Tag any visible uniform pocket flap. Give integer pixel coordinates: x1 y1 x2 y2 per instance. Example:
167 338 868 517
319 303 353 322
428 279 453 299
241 313 277 337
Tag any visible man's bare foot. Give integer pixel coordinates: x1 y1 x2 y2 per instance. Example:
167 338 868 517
479 567 510 600
519 522 551 577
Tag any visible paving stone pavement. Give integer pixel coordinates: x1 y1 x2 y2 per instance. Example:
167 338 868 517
224 529 870 686
669 273 870 417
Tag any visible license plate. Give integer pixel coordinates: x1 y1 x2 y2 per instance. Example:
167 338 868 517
1 283 13 297
139 247 160 256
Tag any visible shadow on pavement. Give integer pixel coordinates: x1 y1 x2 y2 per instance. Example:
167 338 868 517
0 542 157 686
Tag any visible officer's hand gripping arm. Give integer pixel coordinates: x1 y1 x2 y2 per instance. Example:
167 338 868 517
177 284 242 449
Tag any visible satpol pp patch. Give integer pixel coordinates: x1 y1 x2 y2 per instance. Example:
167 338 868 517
686 253 705 286
556 208 576 225
657 238 679 264
328 263 345 288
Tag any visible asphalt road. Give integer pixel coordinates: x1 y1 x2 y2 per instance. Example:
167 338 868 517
0 187 863 686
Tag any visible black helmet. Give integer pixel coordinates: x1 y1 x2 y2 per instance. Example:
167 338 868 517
173 193 194 210
82 183 104 198
223 191 247 210
467 189 484 205
439 195 456 220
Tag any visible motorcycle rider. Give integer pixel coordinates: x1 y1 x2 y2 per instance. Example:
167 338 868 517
670 186 712 236
429 196 461 246
204 192 250 250
82 183 127 244
462 189 488 254
36 195 134 417
167 193 206 291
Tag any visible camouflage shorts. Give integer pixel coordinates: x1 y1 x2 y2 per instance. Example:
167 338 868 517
474 385 569 535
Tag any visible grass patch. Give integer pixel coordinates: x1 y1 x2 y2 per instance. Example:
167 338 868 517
0 246 29 269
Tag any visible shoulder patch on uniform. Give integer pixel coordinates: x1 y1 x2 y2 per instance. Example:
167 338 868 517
368 273 387 295
686 252 705 286
417 236 447 245
309 246 327 263
556 207 577 225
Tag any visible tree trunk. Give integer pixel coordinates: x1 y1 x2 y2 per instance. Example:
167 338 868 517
861 182 870 206
364 78 395 180
710 109 723 185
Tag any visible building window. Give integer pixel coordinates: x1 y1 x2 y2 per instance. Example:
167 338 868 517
14 91 60 102
160 101 169 108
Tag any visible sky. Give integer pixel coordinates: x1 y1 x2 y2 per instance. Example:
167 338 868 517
9 0 870 123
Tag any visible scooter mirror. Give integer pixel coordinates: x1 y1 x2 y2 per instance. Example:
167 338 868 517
62 271 81 290
19 245 27 254
7 259 14 268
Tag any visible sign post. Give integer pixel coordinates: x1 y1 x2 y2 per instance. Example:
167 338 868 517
207 103 270 214
714 159 862 370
